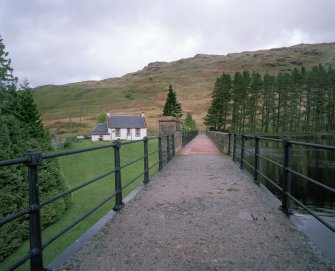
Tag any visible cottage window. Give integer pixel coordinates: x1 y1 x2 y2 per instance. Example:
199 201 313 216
135 128 141 137
115 128 120 137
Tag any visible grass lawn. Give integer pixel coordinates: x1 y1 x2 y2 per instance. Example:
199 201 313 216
1 139 159 270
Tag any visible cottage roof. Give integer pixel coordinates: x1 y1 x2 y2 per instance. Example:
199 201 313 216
108 115 146 128
91 123 109 135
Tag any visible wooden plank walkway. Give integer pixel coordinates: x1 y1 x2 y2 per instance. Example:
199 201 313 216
60 135 334 270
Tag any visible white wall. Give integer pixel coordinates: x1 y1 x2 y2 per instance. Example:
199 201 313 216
91 134 111 142
92 128 147 141
110 128 147 140
92 135 100 142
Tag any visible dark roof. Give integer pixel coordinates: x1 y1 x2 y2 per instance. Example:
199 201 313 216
108 115 146 128
91 123 109 135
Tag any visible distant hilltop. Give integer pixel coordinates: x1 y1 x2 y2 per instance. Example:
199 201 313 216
32 42 335 134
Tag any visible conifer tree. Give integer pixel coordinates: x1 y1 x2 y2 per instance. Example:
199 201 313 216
183 112 197 131
204 73 231 131
162 84 182 119
0 36 69 260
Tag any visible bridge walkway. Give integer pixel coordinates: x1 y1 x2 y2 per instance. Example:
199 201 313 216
61 134 334 270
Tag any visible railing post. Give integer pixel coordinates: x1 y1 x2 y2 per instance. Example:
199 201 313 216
182 132 185 147
166 135 171 162
240 135 245 169
282 138 292 215
113 140 124 211
25 150 44 271
171 134 175 157
254 136 260 185
143 136 149 184
228 133 231 155
158 136 163 171
233 133 236 161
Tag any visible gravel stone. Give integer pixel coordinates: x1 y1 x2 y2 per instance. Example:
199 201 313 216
61 137 334 271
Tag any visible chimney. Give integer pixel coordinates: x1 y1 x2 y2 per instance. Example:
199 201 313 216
141 112 145 118
107 112 111 118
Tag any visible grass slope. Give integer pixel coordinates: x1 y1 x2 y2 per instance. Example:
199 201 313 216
32 42 335 134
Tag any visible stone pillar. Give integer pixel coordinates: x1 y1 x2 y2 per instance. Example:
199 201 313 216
159 116 182 164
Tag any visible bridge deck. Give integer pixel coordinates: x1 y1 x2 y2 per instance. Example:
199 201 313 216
61 135 334 270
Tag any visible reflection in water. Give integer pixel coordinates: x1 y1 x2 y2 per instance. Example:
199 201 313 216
241 138 335 217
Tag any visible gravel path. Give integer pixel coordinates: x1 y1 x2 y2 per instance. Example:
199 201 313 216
61 136 334 271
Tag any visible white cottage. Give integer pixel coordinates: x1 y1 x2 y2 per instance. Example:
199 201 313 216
91 113 147 141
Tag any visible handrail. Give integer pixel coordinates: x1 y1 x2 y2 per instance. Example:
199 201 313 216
228 132 335 233
182 130 198 147
0 134 176 271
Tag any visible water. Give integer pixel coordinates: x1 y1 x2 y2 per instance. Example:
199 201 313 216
238 137 335 263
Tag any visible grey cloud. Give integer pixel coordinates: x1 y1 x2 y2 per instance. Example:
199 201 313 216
0 0 334 87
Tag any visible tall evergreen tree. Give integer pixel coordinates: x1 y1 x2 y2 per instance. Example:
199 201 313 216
0 36 69 260
205 64 335 133
204 73 232 131
162 84 182 119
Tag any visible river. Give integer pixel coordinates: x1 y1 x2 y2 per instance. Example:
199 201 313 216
240 137 335 263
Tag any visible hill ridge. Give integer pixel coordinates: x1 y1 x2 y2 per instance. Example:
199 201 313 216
32 42 335 134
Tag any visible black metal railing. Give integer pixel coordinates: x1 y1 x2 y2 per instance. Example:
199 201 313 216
182 130 198 147
228 132 335 233
0 135 176 271
206 130 229 153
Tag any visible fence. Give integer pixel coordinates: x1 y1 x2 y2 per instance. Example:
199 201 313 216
226 133 335 234
182 130 198 147
206 130 229 154
0 135 176 271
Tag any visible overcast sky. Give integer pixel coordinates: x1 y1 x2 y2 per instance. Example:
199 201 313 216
0 0 334 87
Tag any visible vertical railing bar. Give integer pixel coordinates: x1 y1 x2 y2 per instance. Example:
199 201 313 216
25 150 45 271
172 134 175 157
113 140 124 211
143 136 149 184
166 135 171 162
158 136 163 171
228 133 231 155
233 133 236 161
282 138 292 215
254 136 260 185
240 135 245 169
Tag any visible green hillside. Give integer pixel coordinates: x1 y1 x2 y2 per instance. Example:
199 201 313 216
32 42 335 134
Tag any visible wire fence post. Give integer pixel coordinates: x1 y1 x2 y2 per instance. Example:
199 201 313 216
143 137 149 184
240 135 245 169
282 138 292 215
26 150 44 271
158 136 163 171
254 136 260 185
166 135 171 162
113 140 124 211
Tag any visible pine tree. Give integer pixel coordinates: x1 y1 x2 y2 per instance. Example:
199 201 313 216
183 112 197 131
0 36 69 260
162 84 182 119
204 73 231 131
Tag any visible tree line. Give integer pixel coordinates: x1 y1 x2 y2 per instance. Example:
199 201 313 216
204 65 335 133
0 36 69 259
